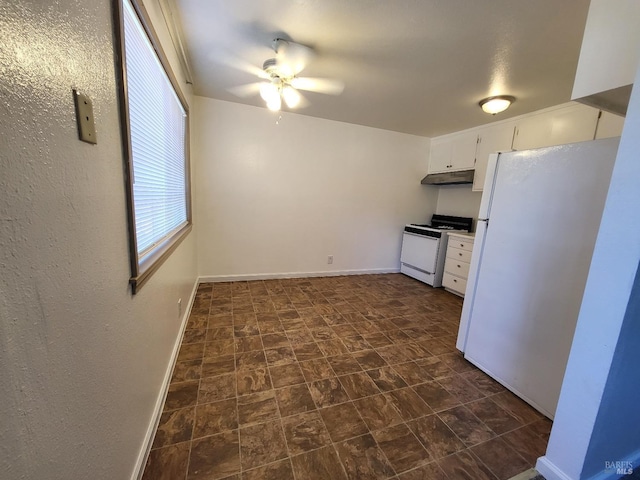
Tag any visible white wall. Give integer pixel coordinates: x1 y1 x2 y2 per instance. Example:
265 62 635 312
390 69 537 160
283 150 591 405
0 1 197 479
536 60 640 480
435 186 482 224
572 0 640 99
582 266 640 478
193 97 437 279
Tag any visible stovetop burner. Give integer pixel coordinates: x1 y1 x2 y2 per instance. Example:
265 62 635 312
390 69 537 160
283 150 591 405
410 214 474 233
411 224 456 230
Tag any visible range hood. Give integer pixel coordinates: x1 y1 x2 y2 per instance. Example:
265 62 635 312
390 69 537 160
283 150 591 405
421 169 475 185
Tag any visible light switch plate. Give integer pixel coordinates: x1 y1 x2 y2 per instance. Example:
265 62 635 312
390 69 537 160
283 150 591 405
73 89 97 144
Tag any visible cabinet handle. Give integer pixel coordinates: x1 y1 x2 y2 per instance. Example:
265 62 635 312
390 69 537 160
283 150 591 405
453 279 457 282
459 243 464 247
457 264 461 268
458 253 463 256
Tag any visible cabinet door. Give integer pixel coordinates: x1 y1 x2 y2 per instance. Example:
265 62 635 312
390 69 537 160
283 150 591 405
513 104 599 151
428 137 452 173
450 131 479 170
473 123 515 192
548 104 599 145
595 111 625 139
512 113 548 151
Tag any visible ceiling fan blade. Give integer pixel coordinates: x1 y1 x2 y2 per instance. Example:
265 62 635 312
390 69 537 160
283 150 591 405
281 86 310 109
228 82 263 98
217 54 269 80
290 77 345 95
275 39 315 76
295 91 310 109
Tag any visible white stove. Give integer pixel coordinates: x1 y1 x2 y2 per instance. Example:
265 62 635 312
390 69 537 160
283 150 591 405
400 215 473 287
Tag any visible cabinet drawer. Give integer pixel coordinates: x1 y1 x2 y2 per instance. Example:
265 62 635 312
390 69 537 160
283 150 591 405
443 272 467 295
444 257 470 279
447 237 474 252
447 247 472 263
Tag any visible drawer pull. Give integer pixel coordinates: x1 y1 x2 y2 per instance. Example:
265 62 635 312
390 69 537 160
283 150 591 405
460 243 464 247
453 279 457 282
457 264 461 268
458 253 463 256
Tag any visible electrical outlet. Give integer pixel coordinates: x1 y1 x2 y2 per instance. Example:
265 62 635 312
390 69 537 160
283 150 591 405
178 298 182 318
327 255 334 264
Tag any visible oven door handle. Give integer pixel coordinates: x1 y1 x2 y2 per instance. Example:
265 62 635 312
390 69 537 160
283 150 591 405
403 232 439 240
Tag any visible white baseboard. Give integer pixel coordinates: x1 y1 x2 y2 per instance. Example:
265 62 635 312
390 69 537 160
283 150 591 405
130 278 200 480
199 267 400 283
536 456 574 480
537 447 640 480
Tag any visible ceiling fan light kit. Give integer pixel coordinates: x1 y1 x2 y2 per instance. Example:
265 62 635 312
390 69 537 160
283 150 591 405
282 86 301 108
229 38 344 112
479 95 516 114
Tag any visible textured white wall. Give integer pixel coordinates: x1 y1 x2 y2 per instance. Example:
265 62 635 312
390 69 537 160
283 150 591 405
0 1 197 479
193 97 437 279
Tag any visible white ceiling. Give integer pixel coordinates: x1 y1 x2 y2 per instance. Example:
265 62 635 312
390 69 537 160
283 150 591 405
173 0 591 137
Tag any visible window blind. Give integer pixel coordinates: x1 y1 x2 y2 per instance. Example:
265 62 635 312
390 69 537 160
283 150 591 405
123 0 187 259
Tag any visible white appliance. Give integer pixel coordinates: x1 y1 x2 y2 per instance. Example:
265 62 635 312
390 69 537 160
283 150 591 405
400 215 473 287
456 137 619 418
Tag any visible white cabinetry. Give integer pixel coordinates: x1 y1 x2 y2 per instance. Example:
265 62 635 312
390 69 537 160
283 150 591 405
595 111 625 139
512 103 599 151
442 234 474 297
428 138 453 173
426 102 623 190
428 131 478 174
472 123 516 192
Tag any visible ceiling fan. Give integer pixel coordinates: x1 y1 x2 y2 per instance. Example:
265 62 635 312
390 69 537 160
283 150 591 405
228 38 345 111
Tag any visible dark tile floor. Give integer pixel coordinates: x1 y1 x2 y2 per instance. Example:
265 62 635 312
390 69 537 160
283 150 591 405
142 274 551 480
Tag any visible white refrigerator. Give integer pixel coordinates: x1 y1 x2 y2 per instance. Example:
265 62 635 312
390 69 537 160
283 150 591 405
456 137 619 419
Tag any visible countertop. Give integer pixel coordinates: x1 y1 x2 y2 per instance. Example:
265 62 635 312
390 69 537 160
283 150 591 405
447 231 475 239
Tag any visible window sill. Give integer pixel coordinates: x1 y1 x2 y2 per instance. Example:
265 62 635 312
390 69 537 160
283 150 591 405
130 222 192 294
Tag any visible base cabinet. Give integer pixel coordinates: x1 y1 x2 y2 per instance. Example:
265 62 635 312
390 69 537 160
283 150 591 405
443 234 474 297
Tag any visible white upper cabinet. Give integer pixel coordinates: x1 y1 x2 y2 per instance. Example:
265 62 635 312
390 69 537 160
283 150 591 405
595 111 625 139
512 103 599 151
428 131 478 174
451 131 480 170
428 137 454 173
427 102 621 189
472 123 516 192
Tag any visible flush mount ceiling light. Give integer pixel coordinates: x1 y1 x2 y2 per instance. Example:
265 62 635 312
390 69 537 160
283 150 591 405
479 95 516 115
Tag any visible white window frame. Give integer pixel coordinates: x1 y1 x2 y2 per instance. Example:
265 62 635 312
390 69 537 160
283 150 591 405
114 0 192 294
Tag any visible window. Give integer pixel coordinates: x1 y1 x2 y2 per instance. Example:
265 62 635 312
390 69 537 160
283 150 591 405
115 0 192 294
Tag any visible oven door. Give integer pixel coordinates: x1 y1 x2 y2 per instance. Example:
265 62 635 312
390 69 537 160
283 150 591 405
400 232 439 274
